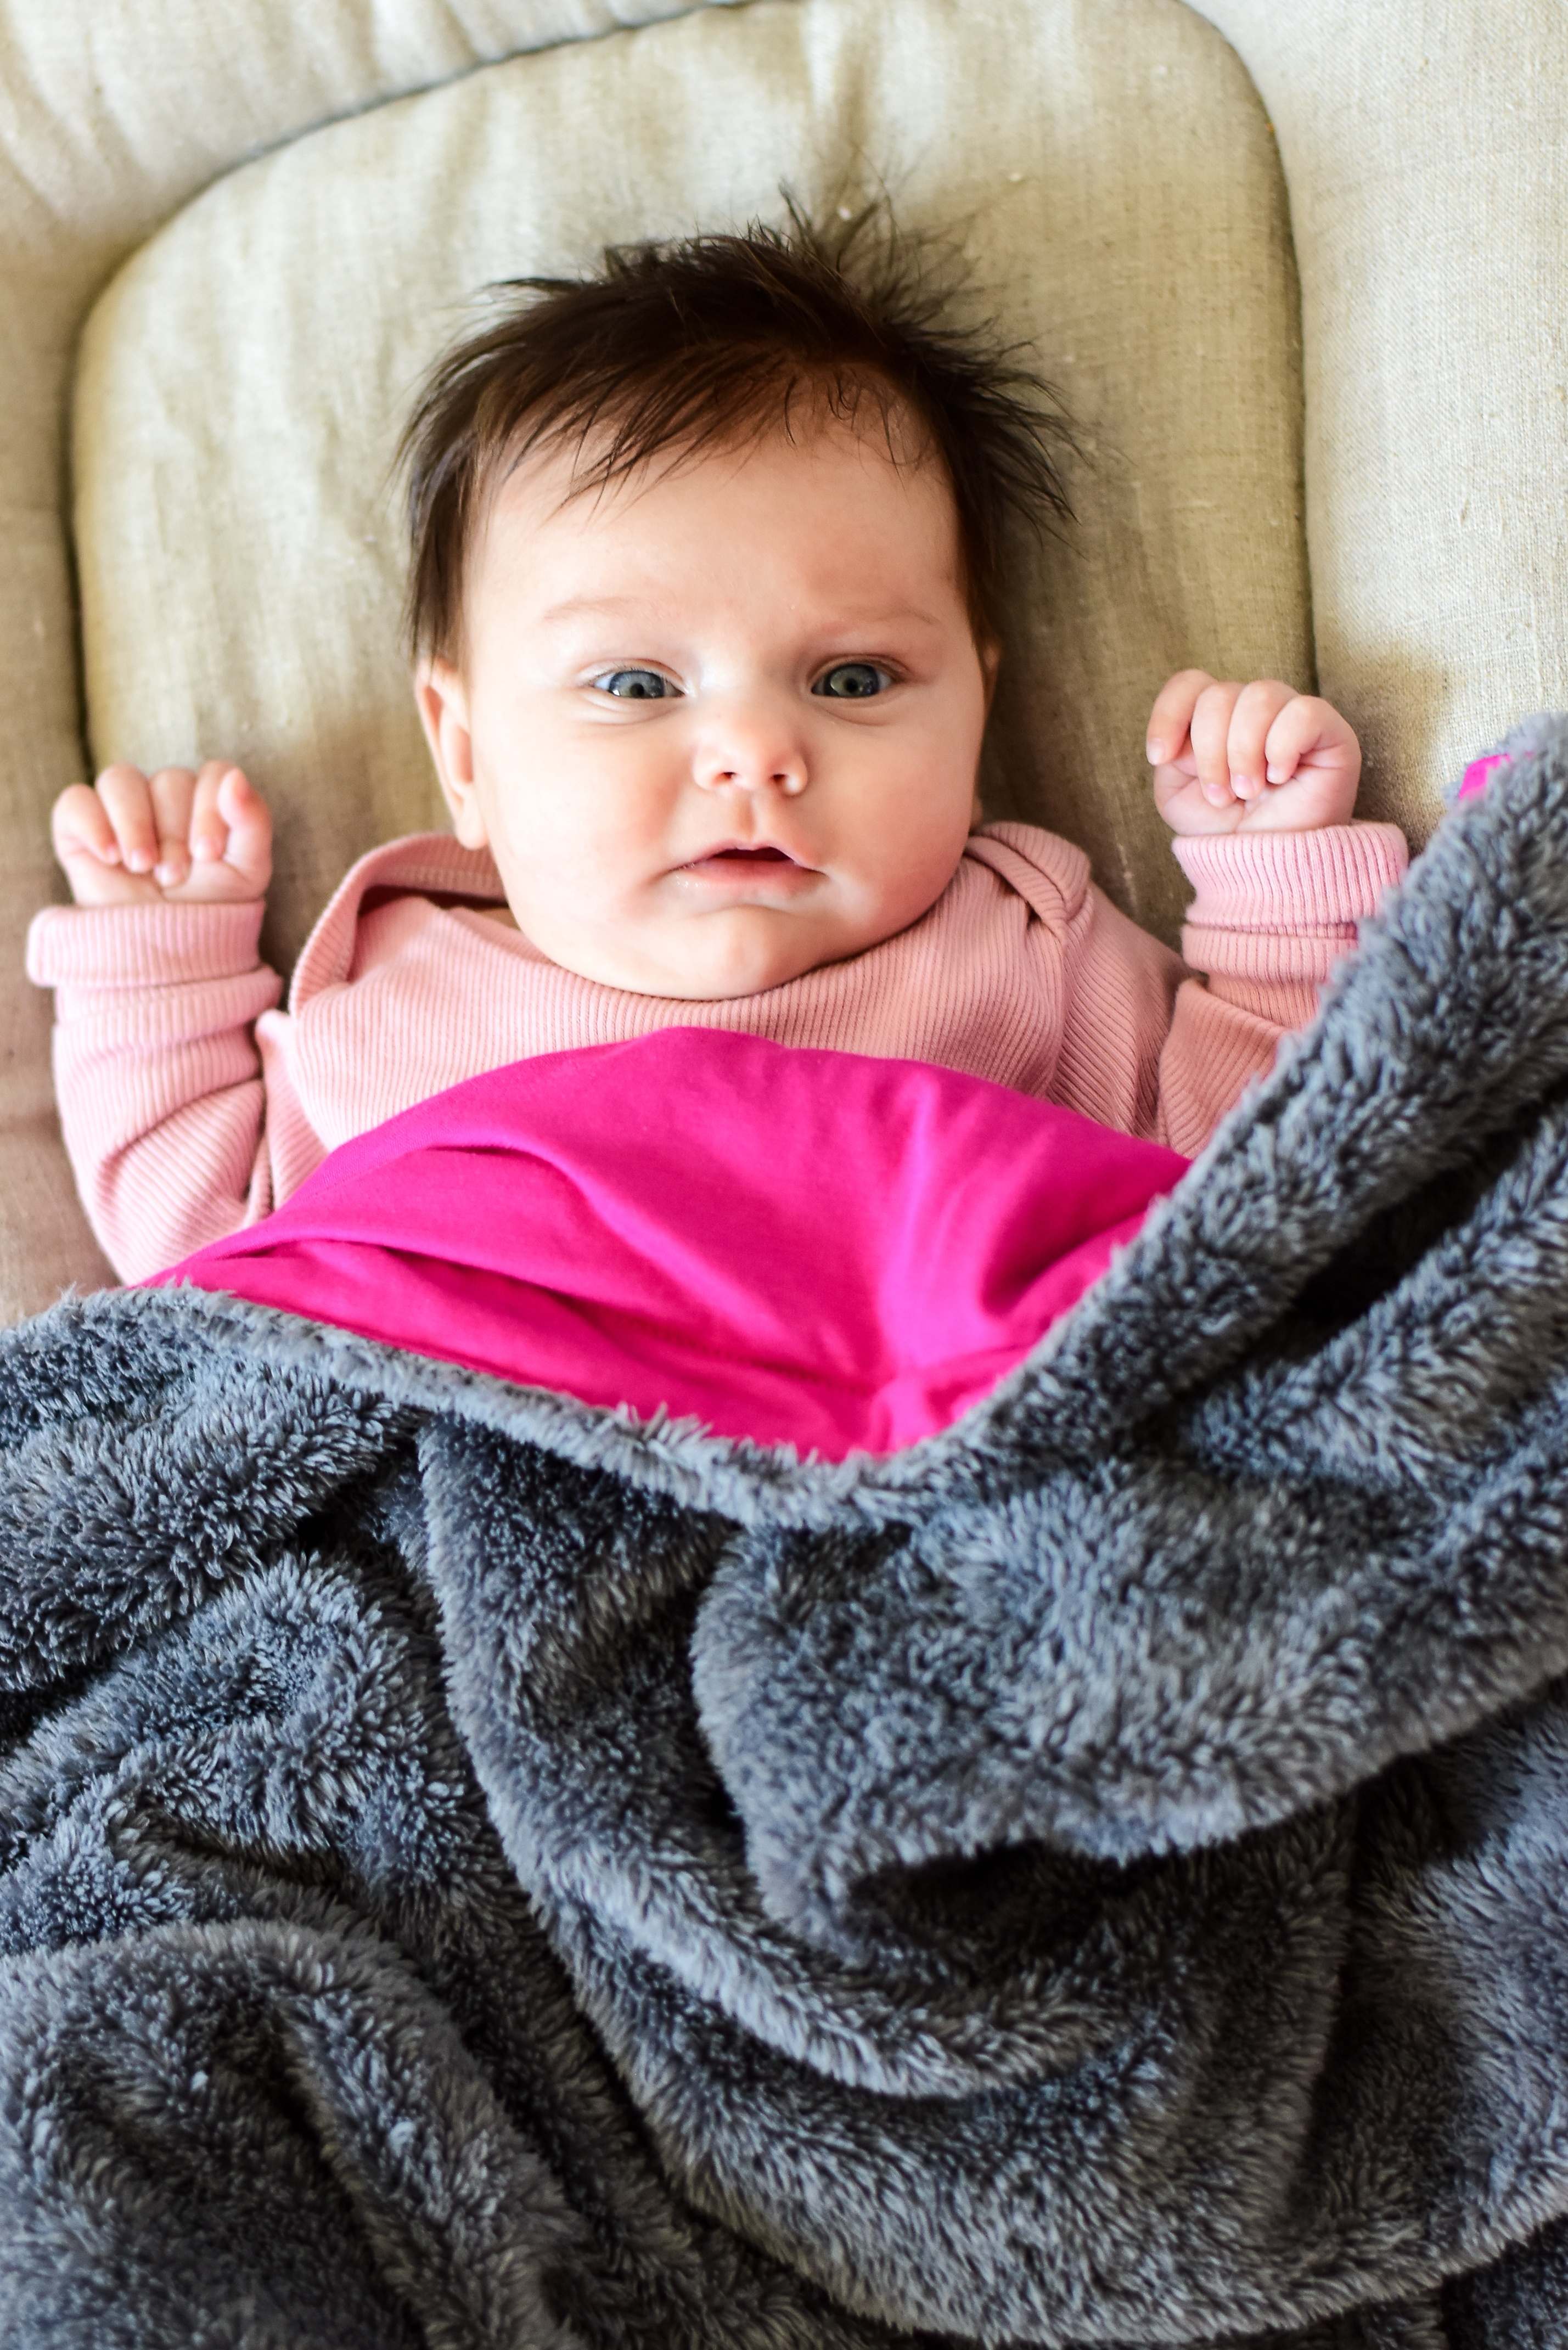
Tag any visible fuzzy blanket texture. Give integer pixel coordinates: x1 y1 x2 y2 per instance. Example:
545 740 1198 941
7 733 1568 2348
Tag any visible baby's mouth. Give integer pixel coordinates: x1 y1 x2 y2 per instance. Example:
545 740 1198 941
676 840 819 891
681 840 806 871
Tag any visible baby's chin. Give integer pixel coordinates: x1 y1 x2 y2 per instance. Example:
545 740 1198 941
533 905 896 1002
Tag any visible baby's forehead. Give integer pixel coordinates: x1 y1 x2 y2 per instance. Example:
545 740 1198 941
460 429 964 655
482 403 958 556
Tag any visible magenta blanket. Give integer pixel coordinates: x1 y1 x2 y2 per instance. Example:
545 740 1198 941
153 1029 1189 1459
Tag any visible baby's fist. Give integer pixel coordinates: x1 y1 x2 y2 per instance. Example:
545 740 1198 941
1147 673 1361 836
52 761 272 907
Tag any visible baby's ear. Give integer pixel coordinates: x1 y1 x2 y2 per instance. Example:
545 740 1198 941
979 634 1002 713
414 657 488 848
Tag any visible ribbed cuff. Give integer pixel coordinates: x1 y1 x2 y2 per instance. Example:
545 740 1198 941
26 900 266 988
1171 822 1409 932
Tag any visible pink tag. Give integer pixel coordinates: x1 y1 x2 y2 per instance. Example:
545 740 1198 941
1458 752 1510 802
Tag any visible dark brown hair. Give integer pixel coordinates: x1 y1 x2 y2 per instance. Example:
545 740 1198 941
399 203 1075 662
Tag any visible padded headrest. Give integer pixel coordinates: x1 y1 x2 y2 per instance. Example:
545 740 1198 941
74 0 1308 972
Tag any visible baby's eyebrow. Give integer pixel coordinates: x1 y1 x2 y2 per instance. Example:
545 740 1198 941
535 595 648 628
535 594 946 633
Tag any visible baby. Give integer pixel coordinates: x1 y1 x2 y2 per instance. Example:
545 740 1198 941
31 220 1407 1282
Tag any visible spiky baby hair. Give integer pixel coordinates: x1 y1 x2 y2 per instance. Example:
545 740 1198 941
399 203 1076 663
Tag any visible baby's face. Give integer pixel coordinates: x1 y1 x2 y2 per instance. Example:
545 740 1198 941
416 412 993 1000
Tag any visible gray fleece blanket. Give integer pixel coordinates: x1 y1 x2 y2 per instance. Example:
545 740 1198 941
8 735 1568 2350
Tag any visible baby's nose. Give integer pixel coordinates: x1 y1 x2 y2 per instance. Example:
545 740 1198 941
695 707 807 796
705 761 805 796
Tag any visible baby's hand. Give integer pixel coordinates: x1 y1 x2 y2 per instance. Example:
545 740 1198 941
52 762 272 906
1147 672 1361 835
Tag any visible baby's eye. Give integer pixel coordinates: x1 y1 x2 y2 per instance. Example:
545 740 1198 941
594 668 678 700
813 662 892 700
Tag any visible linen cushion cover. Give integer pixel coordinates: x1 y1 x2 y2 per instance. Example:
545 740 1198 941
0 0 1560 1315
71 0 1311 979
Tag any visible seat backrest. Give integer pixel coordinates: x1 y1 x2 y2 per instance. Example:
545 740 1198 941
72 0 1310 974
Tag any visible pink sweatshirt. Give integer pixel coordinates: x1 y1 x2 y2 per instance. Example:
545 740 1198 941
27 817 1408 1283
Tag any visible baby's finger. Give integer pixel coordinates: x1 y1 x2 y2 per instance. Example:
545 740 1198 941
188 760 239 862
52 782 125 866
147 766 198 887
94 763 163 875
213 767 272 887
51 785 120 869
1261 693 1350 782
1188 681 1244 806
1224 680 1297 800
1146 670 1217 766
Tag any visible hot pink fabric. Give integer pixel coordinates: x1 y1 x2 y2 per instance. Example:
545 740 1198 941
150 1028 1189 1459
1458 752 1511 801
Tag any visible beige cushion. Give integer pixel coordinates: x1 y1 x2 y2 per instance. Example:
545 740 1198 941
0 0 713 1317
1189 0 1568 834
15 0 1566 1324
73 0 1310 979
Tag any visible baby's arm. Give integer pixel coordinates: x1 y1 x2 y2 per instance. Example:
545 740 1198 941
1047 674 1405 1156
30 762 285 1279
1150 673 1403 1146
